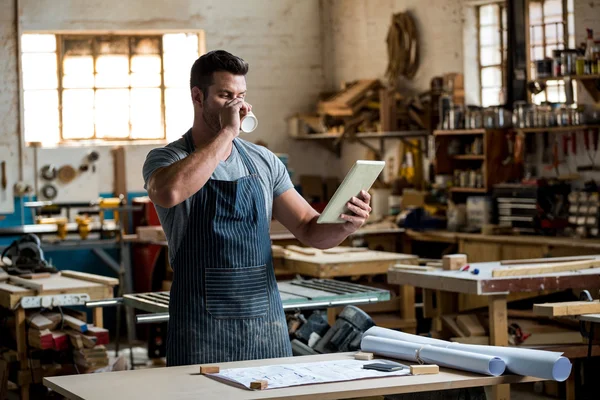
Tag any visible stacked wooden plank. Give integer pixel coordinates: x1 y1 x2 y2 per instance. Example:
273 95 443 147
24 310 110 371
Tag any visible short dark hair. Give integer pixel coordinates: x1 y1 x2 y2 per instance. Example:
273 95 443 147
190 50 249 98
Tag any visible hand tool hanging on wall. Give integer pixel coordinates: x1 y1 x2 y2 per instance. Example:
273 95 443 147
502 132 514 165
562 134 571 174
544 138 560 176
1 161 6 190
385 12 420 86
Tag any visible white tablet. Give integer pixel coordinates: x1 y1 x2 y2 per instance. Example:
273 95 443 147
317 160 386 224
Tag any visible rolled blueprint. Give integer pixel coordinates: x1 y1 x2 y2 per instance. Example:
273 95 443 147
361 336 506 376
362 327 572 381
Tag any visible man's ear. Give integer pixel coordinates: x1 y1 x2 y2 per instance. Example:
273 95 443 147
191 87 204 108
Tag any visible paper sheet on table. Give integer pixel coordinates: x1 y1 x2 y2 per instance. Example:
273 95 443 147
363 327 572 381
361 336 505 376
207 359 410 390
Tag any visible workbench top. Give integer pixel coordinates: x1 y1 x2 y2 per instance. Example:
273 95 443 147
387 255 600 295
44 352 542 400
405 229 600 249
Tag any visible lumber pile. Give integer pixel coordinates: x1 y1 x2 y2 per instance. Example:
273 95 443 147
288 79 432 137
440 311 582 347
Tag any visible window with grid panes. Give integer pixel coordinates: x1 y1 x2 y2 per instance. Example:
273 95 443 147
21 32 204 146
529 0 575 104
478 3 508 107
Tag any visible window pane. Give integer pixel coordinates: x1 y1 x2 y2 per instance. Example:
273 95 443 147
22 53 57 90
63 56 94 89
531 46 544 61
95 89 130 138
23 90 59 144
530 26 543 45
130 73 161 87
501 7 507 28
544 0 563 18
480 26 500 46
532 90 547 105
529 2 543 25
130 89 163 139
480 46 501 66
482 88 501 107
96 55 129 88
62 89 94 139
479 5 498 26
97 37 129 55
568 14 575 36
63 38 92 56
545 23 563 44
131 55 161 73
163 33 198 55
165 88 193 141
21 34 56 52
481 67 502 88
131 37 160 55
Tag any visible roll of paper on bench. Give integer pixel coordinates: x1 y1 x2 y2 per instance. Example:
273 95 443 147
241 111 258 133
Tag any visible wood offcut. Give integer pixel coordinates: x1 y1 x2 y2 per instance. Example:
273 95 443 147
491 259 600 277
199 365 220 374
533 300 600 317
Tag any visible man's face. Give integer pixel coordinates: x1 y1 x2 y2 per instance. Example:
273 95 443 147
201 71 247 133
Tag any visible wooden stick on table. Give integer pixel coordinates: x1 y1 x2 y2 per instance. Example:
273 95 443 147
491 259 600 277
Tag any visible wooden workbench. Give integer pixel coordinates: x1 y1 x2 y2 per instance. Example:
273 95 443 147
403 229 600 261
387 255 600 400
0 272 117 400
276 248 418 330
44 352 542 400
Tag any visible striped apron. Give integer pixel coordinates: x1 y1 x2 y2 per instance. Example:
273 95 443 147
166 133 292 366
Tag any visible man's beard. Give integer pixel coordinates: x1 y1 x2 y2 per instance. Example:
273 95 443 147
202 107 222 134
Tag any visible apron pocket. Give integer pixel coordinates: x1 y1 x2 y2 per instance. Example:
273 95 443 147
204 265 270 319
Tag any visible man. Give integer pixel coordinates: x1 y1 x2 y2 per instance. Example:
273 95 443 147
143 50 372 367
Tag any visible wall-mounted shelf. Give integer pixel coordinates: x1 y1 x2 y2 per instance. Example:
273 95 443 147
449 187 488 193
433 128 522 199
293 130 429 158
433 129 486 136
452 155 485 160
529 74 600 102
515 124 600 134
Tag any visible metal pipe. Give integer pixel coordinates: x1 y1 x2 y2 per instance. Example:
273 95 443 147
15 0 24 182
136 313 170 324
85 298 123 308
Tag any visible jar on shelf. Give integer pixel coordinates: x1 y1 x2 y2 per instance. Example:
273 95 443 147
552 49 563 76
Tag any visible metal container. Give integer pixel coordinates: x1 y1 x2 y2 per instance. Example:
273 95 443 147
535 59 553 79
513 101 528 128
552 50 563 76
561 50 578 75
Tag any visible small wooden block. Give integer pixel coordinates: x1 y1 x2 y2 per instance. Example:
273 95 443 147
354 352 374 360
200 365 220 374
250 380 268 390
410 364 439 375
442 254 467 271
20 273 51 280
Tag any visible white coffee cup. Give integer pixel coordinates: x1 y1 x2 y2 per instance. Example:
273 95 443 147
241 111 258 133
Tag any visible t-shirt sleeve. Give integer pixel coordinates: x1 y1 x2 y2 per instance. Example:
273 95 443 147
142 147 181 190
271 153 293 198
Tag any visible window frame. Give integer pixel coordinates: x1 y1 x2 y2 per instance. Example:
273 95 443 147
476 1 508 107
21 30 205 146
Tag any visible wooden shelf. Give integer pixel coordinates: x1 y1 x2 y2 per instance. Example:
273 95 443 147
453 155 485 160
294 130 429 140
529 75 600 102
434 129 486 136
515 124 600 134
532 74 600 83
449 187 488 193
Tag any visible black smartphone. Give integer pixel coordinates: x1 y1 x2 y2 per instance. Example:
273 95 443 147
363 363 403 372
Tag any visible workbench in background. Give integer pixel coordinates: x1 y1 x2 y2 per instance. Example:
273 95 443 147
387 256 600 400
44 352 542 400
274 246 418 331
0 271 117 400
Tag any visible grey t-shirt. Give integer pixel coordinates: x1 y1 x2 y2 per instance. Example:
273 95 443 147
142 130 294 264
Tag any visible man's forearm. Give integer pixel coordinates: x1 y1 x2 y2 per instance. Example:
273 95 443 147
300 216 353 249
148 129 235 208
